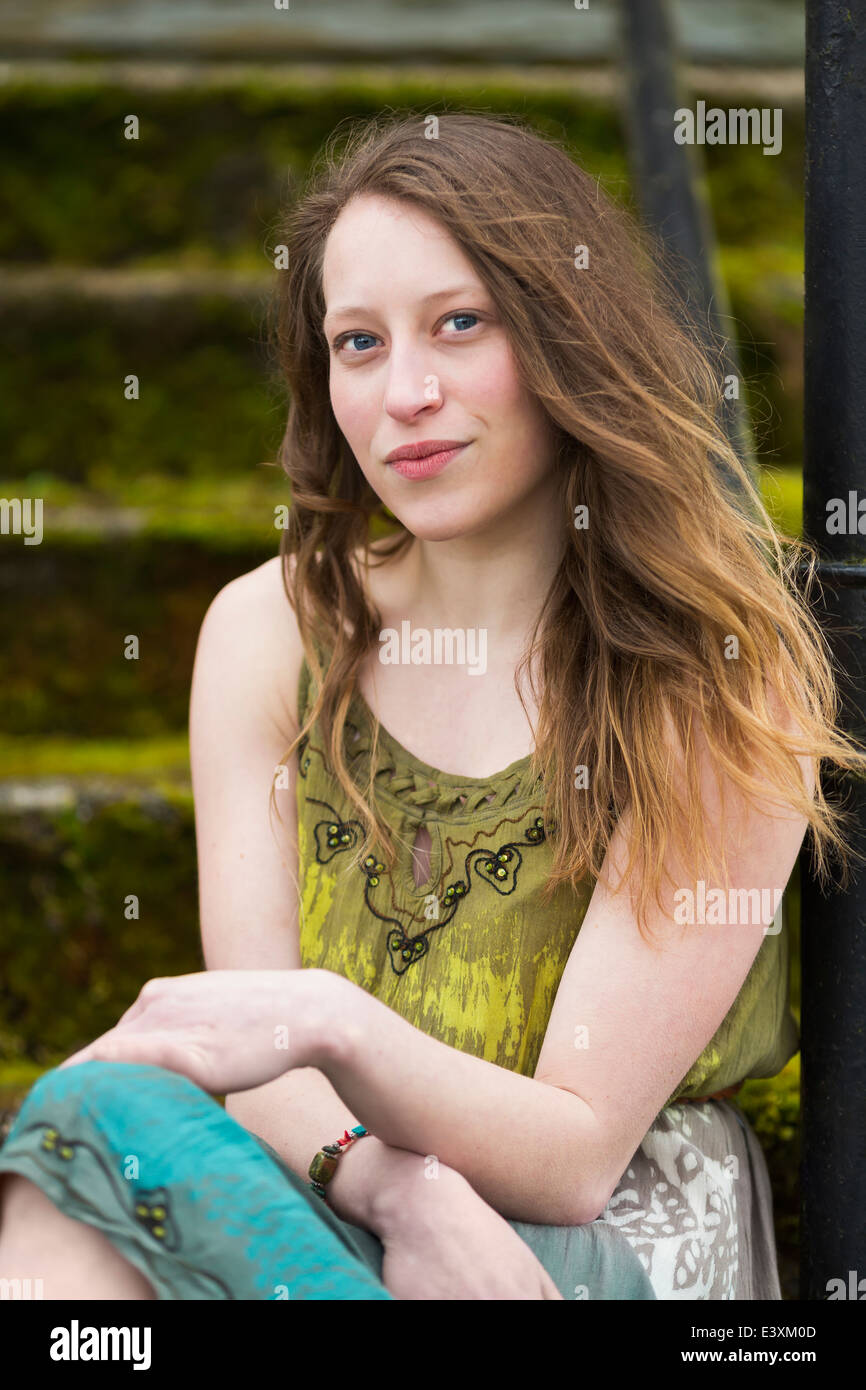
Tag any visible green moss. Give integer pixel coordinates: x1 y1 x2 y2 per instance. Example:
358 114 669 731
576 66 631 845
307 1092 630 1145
0 79 807 481
0 472 292 543
0 81 626 266
0 290 283 485
0 733 189 779
0 536 271 736
0 79 802 267
739 1056 801 1290
761 463 803 535
0 791 201 1067
721 246 804 469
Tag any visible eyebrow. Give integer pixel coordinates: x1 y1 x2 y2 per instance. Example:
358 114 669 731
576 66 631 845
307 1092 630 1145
323 284 484 326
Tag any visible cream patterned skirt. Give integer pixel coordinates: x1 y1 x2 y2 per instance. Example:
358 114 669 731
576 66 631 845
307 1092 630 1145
595 1098 782 1299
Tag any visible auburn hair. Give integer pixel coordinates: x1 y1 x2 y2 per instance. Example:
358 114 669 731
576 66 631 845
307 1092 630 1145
266 109 866 941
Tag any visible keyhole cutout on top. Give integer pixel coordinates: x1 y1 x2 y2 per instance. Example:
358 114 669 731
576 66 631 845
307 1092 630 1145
411 823 433 888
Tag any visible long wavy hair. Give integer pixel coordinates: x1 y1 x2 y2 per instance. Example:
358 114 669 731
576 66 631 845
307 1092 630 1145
267 109 866 941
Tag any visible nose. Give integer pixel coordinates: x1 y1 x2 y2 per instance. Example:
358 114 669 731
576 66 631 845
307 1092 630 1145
382 337 444 423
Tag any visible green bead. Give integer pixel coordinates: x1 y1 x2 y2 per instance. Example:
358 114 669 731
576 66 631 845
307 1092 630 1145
309 1152 338 1184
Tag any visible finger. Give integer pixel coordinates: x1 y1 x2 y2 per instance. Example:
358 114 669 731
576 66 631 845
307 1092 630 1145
61 1029 197 1076
57 1009 159 1070
57 1031 119 1068
57 1045 97 1069
85 1030 181 1065
95 1030 221 1092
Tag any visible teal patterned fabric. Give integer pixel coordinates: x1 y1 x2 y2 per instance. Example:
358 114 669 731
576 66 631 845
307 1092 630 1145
0 1061 390 1300
0 1060 656 1300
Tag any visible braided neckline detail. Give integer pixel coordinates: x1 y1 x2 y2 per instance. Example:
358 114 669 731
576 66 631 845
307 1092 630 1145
342 684 542 818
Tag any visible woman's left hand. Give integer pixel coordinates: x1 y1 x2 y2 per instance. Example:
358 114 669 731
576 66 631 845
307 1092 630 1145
57 968 336 1095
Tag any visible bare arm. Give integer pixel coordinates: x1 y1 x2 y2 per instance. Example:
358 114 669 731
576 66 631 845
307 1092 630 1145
302 699 813 1227
189 555 442 1233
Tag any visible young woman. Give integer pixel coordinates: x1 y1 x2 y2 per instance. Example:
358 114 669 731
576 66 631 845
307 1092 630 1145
1 112 863 1301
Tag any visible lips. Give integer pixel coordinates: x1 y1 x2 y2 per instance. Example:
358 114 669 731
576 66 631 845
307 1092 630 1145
385 442 469 480
384 439 469 463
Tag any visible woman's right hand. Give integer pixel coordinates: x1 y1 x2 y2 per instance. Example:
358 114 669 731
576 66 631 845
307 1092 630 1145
374 1158 564 1300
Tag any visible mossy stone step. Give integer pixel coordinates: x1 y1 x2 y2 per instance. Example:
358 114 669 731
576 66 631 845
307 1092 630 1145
0 276 281 486
0 534 273 736
0 72 804 267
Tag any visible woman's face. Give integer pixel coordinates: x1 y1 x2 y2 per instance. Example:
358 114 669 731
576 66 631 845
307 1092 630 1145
321 194 559 542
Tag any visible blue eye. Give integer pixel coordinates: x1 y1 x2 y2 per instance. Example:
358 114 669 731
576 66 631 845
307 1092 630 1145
332 312 481 356
446 313 479 332
336 332 378 355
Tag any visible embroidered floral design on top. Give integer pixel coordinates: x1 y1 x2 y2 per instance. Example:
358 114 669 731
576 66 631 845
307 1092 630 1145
379 817 549 975
313 814 363 863
304 788 549 976
297 728 554 975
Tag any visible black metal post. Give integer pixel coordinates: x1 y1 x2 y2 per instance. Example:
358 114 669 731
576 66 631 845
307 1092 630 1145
801 0 866 1300
617 0 756 484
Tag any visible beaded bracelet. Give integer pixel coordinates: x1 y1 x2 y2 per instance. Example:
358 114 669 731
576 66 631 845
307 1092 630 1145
308 1124 370 1200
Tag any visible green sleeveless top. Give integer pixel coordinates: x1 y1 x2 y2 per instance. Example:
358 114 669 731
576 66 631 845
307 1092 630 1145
295 657 799 1110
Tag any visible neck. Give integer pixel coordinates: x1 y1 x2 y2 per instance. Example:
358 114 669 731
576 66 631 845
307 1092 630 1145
397 478 566 648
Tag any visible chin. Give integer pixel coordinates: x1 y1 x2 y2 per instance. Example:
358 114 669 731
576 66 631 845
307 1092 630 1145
387 497 500 543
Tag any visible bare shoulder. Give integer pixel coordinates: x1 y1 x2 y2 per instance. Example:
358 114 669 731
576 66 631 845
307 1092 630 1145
192 553 304 740
210 551 294 618
193 538 409 742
